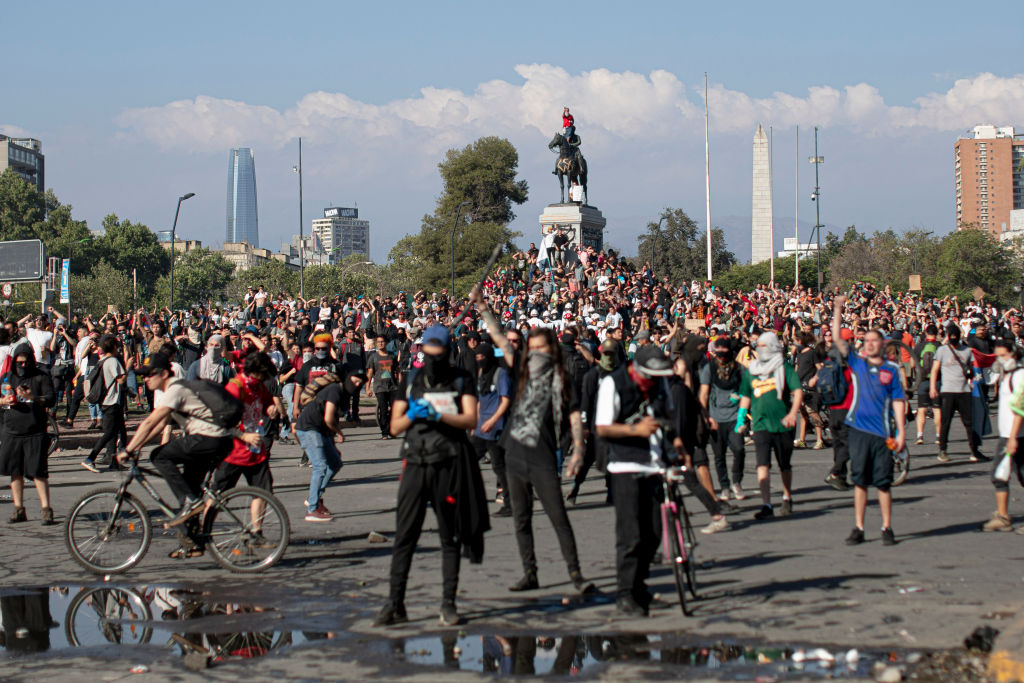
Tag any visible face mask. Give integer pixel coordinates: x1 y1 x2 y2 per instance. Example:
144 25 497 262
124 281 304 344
528 351 553 375
13 364 25 378
422 352 449 382
209 346 222 360
315 350 329 361
1000 356 1018 372
627 362 655 394
302 352 313 363
598 353 616 373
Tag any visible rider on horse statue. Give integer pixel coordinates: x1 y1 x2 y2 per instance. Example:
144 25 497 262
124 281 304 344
551 106 583 174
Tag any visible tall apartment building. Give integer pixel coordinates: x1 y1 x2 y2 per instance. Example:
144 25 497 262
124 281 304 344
0 135 45 193
310 207 370 264
954 125 1024 236
226 148 259 247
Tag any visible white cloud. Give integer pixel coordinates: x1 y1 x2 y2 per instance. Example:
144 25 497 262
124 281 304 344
0 124 32 137
115 66 1024 155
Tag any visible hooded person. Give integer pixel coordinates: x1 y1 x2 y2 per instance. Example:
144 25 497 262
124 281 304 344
0 343 57 524
471 341 514 516
185 334 234 385
737 331 803 520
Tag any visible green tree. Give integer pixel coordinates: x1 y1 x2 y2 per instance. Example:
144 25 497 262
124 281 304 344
0 168 45 242
152 248 235 309
69 260 132 318
637 209 736 283
931 229 1020 303
389 137 526 295
94 214 171 298
227 260 298 303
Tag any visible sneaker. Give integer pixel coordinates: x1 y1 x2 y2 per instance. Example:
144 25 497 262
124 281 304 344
719 488 730 502
40 507 55 526
983 512 1014 532
779 499 793 517
812 440 825 450
164 498 203 528
8 506 26 524
915 435 924 445
439 602 461 626
373 602 408 627
793 440 807 449
615 596 648 617
824 473 851 492
937 451 951 463
881 527 897 546
845 527 865 545
754 504 774 520
970 453 992 463
730 483 747 501
701 517 731 534
80 460 100 473
304 509 332 523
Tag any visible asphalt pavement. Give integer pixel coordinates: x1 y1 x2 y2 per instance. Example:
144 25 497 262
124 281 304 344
0 405 1019 681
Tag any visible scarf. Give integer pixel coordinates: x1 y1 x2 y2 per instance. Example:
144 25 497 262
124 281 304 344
199 351 225 383
747 331 786 399
508 352 562 449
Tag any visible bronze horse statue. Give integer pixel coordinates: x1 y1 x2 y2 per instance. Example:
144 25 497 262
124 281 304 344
548 131 588 204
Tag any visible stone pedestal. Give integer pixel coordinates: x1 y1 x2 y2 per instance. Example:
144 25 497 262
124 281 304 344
539 203 606 252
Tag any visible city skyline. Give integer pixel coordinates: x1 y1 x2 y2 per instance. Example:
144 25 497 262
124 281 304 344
2 1 1023 262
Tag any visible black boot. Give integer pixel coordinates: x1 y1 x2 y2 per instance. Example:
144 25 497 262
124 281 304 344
509 571 539 592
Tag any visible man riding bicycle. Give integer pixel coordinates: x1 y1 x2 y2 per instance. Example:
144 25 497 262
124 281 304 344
118 352 262 555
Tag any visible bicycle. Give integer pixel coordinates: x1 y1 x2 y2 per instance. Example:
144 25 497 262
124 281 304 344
64 458 290 574
607 461 699 616
46 414 60 455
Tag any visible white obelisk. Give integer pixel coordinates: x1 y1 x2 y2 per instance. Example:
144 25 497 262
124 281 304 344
751 123 772 265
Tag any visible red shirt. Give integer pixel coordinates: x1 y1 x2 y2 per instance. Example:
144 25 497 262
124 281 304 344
224 376 272 466
563 113 574 128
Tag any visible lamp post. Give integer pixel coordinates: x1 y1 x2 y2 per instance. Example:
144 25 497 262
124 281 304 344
66 237 91 320
450 201 471 296
341 260 373 294
808 127 824 295
292 138 304 299
169 192 195 312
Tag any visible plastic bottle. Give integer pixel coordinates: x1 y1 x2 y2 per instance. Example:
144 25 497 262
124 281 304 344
249 420 264 454
1 378 11 405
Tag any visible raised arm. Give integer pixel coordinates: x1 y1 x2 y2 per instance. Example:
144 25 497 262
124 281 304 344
831 294 849 358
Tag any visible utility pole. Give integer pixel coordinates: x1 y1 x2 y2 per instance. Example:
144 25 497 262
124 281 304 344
809 127 825 295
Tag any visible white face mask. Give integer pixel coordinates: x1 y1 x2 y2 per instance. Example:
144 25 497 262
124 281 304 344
999 356 1018 372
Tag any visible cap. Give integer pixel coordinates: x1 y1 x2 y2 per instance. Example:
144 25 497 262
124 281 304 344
634 346 674 377
634 329 651 342
421 325 450 349
136 352 173 377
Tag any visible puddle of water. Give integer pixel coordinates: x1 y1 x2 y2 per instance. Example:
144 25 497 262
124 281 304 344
0 585 312 662
390 634 911 680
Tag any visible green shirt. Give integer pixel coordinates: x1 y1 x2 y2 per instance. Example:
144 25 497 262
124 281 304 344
740 364 801 433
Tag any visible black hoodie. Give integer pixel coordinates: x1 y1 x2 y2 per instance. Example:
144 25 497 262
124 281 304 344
1 345 55 435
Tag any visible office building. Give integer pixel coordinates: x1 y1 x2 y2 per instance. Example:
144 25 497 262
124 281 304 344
955 125 1024 236
0 135 44 193
226 148 259 247
750 124 773 264
310 207 370 264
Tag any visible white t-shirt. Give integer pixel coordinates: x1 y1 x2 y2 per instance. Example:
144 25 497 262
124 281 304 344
25 328 53 364
997 368 1024 438
569 185 583 202
156 376 229 438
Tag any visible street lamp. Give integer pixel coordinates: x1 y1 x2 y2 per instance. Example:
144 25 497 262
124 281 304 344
66 237 91 320
341 260 373 294
292 137 304 298
169 192 195 312
450 201 471 296
807 127 824 295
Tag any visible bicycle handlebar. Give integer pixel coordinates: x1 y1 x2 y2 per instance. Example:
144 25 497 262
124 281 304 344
606 461 689 482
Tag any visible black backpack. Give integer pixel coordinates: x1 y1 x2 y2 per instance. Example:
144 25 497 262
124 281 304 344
816 357 849 407
86 358 111 405
179 379 244 429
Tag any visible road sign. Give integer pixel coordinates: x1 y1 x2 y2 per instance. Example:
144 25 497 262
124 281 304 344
1 283 12 298
0 240 44 282
60 259 70 304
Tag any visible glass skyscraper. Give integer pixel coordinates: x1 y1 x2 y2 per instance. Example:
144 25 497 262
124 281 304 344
226 148 259 247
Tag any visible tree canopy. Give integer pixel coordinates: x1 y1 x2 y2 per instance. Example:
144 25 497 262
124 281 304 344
636 208 736 284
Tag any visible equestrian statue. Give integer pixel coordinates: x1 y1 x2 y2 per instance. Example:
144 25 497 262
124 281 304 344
548 106 588 204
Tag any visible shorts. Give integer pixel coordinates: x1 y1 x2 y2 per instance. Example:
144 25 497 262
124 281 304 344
690 446 709 467
992 437 1024 491
848 428 894 489
212 459 273 493
754 430 793 472
916 390 937 409
0 433 50 480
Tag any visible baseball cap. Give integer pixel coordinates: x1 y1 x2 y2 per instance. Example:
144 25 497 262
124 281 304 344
135 351 173 377
421 325 451 349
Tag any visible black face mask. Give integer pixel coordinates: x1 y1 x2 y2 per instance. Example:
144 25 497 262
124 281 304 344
422 352 449 382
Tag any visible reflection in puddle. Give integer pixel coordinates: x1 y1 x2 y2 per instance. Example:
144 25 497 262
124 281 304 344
0 585 312 662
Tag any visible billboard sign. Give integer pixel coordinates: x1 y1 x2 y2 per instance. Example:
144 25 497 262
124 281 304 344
0 240 44 282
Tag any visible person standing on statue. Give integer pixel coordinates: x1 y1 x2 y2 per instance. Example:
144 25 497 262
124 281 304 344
562 107 574 132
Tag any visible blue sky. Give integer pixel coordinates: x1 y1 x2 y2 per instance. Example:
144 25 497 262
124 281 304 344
3 0 1023 261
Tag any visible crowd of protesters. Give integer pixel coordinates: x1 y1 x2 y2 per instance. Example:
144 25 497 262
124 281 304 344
0 237 1022 623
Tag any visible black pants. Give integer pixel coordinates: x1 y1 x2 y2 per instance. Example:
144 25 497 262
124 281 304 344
709 421 745 489
472 436 507 497
610 473 661 603
66 381 85 423
939 392 982 456
50 368 71 409
87 404 127 461
346 387 361 421
375 391 394 436
506 442 581 578
829 409 850 478
150 434 233 505
388 458 460 606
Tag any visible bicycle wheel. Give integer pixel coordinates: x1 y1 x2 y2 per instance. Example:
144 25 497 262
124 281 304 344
203 487 290 573
679 497 699 599
65 487 152 574
65 586 153 647
665 503 691 617
47 415 60 455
